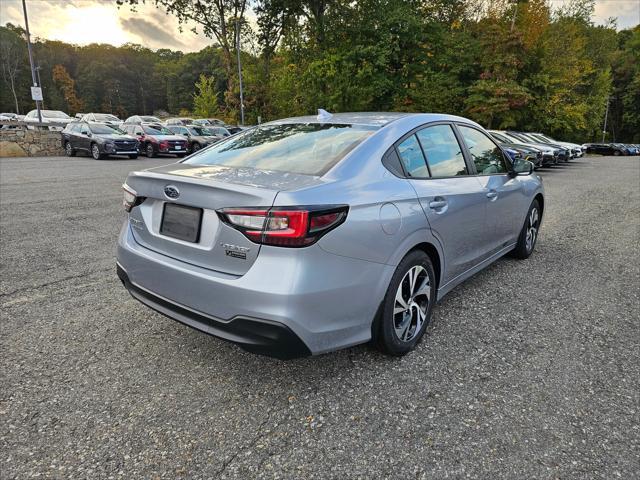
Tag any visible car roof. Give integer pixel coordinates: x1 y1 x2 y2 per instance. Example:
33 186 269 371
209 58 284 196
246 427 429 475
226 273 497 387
267 112 476 127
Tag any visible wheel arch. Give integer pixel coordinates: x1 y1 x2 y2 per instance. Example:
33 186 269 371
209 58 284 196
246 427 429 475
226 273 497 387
408 242 442 292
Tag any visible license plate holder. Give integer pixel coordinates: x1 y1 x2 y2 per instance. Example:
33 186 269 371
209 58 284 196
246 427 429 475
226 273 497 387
160 203 203 243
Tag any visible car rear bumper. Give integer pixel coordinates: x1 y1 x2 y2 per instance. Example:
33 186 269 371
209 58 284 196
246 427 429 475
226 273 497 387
116 222 393 357
117 264 310 359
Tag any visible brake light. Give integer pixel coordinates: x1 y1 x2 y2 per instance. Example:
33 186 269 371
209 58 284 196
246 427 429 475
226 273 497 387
217 206 348 247
122 184 144 212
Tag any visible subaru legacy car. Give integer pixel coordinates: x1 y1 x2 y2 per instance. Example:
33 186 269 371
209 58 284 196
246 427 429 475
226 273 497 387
117 112 544 359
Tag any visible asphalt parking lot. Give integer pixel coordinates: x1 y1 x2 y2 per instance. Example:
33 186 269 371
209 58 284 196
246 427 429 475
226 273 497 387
1 155 639 479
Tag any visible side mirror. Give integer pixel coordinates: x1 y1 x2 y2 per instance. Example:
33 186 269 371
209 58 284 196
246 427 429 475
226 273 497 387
512 159 534 176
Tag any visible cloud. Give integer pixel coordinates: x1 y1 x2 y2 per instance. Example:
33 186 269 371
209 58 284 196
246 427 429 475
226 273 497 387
119 16 186 49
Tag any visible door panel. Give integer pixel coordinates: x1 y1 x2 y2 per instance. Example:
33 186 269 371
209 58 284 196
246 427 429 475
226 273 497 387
475 175 526 253
410 178 488 284
457 125 526 255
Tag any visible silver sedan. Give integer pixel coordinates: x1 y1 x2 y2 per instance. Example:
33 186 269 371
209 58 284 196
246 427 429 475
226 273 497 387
117 112 544 359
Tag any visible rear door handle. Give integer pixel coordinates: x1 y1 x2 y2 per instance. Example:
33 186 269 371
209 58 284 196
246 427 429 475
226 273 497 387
486 190 498 199
429 200 448 209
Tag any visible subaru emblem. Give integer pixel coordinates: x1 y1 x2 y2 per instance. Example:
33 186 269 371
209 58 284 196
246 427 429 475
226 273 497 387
164 185 180 199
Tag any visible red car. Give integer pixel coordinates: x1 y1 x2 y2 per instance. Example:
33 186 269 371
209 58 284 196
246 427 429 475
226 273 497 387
122 124 189 158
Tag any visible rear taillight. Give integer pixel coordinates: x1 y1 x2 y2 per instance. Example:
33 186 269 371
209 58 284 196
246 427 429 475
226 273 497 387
122 184 144 212
217 206 348 247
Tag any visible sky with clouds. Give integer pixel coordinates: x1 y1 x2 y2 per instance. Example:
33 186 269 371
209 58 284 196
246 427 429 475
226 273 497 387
1 0 638 53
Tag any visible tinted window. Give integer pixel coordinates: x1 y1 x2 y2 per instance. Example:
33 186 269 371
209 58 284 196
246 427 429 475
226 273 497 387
397 135 428 177
458 126 509 175
417 125 468 177
184 123 377 176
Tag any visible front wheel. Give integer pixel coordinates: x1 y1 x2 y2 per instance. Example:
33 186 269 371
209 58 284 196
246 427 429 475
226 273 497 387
146 144 155 158
511 199 541 259
613 150 621 156
91 143 104 160
374 251 436 356
191 142 201 152
65 141 75 157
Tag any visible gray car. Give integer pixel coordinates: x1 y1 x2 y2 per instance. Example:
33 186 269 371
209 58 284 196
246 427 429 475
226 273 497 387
117 112 544 359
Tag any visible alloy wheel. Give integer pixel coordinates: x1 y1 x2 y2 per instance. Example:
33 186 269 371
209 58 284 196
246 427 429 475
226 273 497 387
65 142 72 156
393 265 430 342
525 207 539 252
92 144 100 160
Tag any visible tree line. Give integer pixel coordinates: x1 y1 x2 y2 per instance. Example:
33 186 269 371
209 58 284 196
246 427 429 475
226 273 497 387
1 0 638 142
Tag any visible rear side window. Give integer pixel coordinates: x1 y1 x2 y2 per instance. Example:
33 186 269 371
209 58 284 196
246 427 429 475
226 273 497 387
183 123 378 176
417 125 468 177
397 135 429 177
458 126 509 175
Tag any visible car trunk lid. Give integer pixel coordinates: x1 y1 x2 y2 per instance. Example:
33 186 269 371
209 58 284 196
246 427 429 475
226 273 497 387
124 163 324 275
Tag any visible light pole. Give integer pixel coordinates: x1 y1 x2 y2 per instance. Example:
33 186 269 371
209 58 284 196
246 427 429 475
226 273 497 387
22 0 42 123
602 96 611 143
235 18 245 126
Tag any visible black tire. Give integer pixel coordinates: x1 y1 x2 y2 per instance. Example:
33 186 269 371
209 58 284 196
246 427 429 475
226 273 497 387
64 141 75 157
374 250 436 356
91 143 104 160
128 154 138 159
192 142 201 152
613 150 621 156
176 153 186 158
511 199 541 259
146 143 155 158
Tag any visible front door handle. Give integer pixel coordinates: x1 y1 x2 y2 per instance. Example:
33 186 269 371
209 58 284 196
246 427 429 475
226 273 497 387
486 190 498 199
429 199 448 209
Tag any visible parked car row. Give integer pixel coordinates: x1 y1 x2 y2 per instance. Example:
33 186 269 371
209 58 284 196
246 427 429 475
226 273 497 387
488 130 585 168
60 118 236 159
582 143 640 156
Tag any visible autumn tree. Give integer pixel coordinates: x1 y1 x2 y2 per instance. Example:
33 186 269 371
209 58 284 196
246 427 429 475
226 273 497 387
52 64 84 114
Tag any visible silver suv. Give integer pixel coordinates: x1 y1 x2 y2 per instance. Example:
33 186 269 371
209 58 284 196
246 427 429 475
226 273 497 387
117 112 544 359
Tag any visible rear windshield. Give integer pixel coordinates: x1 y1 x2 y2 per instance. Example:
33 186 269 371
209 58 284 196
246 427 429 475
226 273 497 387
43 111 70 119
94 114 119 121
183 123 377 175
141 116 160 122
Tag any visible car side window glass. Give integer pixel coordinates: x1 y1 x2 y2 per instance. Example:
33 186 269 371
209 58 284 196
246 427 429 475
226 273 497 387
459 126 509 175
397 135 429 177
416 125 468 177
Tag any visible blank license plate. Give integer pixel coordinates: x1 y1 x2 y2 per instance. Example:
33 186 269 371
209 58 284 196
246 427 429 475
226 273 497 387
160 203 202 243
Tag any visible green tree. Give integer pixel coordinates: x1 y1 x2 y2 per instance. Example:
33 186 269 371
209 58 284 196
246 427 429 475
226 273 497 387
193 74 222 117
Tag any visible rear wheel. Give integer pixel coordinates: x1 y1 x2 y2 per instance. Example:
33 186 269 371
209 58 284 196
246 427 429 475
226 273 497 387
65 141 75 157
511 199 540 259
91 143 104 160
613 150 621 156
375 251 436 356
146 143 155 158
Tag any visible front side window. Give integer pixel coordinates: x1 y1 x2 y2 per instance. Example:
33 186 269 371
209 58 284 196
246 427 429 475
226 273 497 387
458 126 509 175
397 135 428 177
184 123 378 176
417 125 468 177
